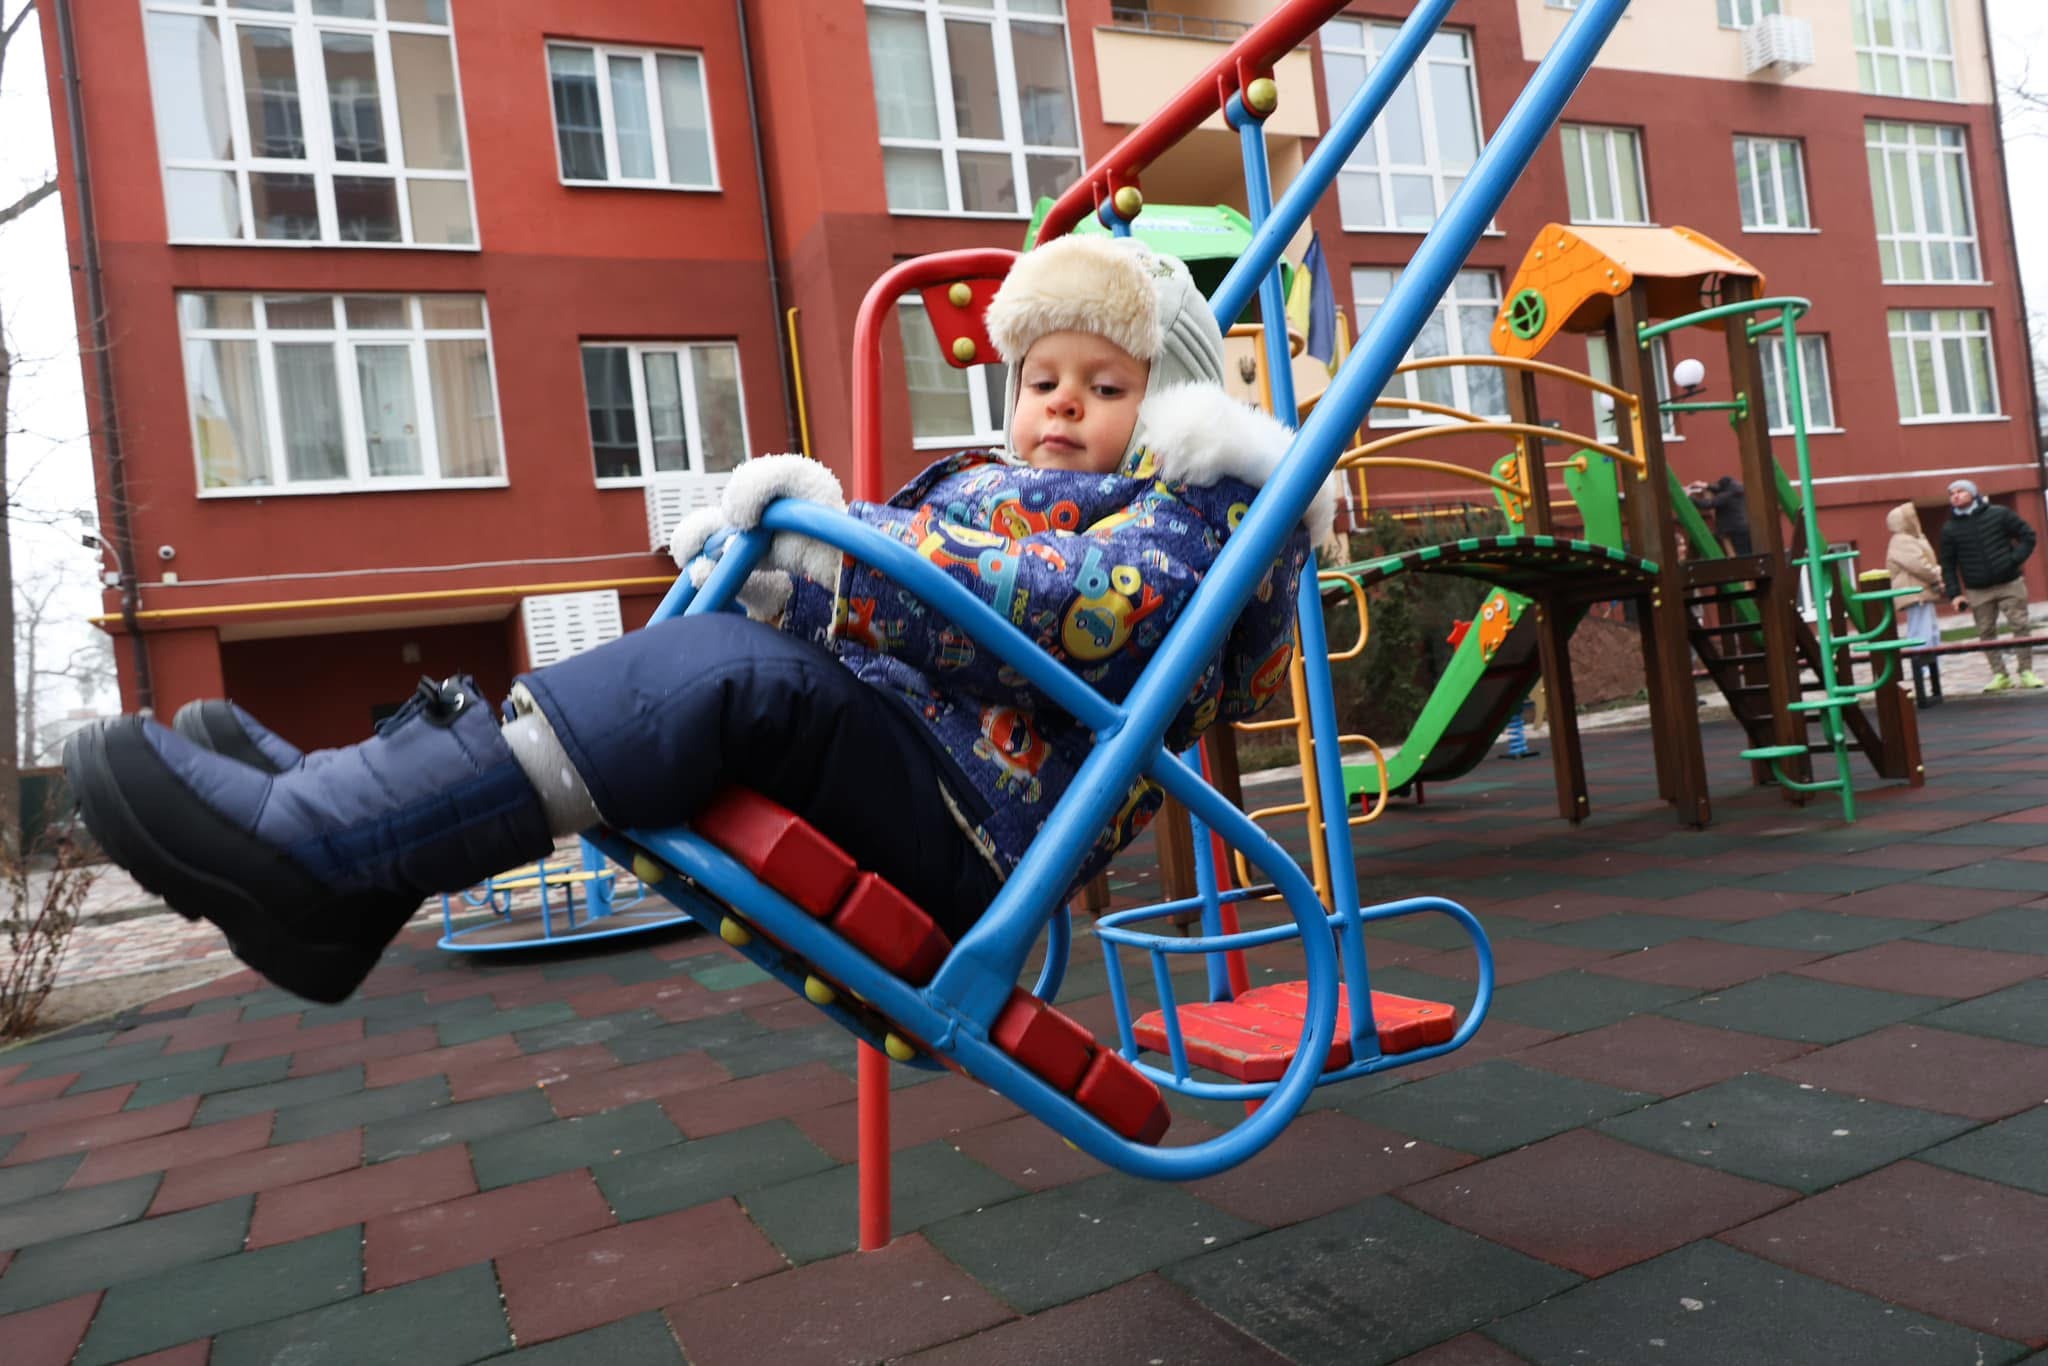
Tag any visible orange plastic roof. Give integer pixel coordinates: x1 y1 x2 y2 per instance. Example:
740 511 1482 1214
1491 224 1764 359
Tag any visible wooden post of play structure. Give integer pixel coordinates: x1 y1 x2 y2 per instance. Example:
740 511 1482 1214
1719 276 1810 797
1611 286 1712 826
1505 367 1591 824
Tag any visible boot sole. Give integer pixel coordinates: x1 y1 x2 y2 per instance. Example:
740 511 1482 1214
67 719 385 1004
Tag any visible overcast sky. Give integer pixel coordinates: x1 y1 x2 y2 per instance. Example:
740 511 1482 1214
1 2 2044 716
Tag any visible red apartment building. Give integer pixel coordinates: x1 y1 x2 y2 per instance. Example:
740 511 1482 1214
41 0 2042 747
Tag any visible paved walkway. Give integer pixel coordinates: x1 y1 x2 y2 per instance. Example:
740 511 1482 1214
2 692 2045 1364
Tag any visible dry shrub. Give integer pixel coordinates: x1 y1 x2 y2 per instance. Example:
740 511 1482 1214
0 802 98 1038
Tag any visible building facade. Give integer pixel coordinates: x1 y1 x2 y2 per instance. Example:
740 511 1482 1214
40 0 2042 746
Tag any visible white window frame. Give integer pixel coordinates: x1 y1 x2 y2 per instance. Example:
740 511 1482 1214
1719 0 1781 28
1733 135 1813 232
865 0 1083 220
1866 120 1981 284
1586 334 1683 442
1321 19 1484 235
143 0 476 249
1560 124 1650 227
898 299 1007 450
1888 309 2002 423
544 43 719 192
1759 334 1841 435
179 292 506 497
1352 267 1508 426
580 341 751 486
1853 0 1958 101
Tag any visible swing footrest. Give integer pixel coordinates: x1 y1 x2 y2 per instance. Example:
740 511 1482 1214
994 989 1171 1145
1131 982 1458 1083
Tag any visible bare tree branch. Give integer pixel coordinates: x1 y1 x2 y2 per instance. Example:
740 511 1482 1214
0 178 55 233
2 1 35 48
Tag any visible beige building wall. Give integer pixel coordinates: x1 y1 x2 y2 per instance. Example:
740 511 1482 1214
1092 29 1322 135
1513 0 1993 104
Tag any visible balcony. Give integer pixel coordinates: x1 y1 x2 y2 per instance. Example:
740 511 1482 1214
1093 8 1321 139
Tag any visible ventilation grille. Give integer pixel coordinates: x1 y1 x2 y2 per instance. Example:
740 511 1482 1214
521 590 624 669
645 472 732 553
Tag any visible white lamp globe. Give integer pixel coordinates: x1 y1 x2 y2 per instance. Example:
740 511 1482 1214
1595 392 1616 414
1672 357 1707 391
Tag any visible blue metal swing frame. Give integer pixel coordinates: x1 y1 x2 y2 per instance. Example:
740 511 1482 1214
592 0 1634 1179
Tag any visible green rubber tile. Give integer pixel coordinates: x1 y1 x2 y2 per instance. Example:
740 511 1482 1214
1660 974 1945 1045
470 1311 685 1364
1915 823 2048 847
469 1100 681 1190
73 1224 363 1366
1338 1060 1652 1157
690 961 772 992
1346 966 1477 1014
703 1027 859 1081
0 1153 84 1208
435 1003 579 1049
20 1038 165 1083
540 954 684 987
1735 864 1904 896
594 1118 835 1221
1920 1104 2048 1196
270 1075 450 1146
0 1194 254 1312
209 1262 510 1366
1914 906 2048 955
125 1057 292 1111
66 1045 223 1095
925 1172 1258 1314
1533 914 1711 952
1486 1239 2025 1366
361 995 496 1038
1356 913 1532 950
363 1087 557 1163
513 1009 663 1054
1619 832 1751 859
1705 909 1933 954
743 1140 1023 1265
1922 861 2048 893
1488 973 1699 1034
1596 1073 1973 1193
193 1066 366 1126
1573 869 1738 901
607 1014 773 1065
0 1030 118 1070
0 1172 158 1252
1166 1197 1579 1365
1923 980 2048 1046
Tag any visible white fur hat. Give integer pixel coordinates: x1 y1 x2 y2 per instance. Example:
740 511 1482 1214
986 235 1225 460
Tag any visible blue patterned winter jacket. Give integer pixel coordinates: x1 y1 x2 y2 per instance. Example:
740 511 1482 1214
781 383 1330 897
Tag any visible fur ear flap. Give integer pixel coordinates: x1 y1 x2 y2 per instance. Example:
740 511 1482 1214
1138 385 1339 544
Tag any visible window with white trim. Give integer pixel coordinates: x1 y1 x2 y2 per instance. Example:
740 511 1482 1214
1585 334 1681 441
1719 0 1781 27
1888 309 1999 420
898 300 1007 448
1352 268 1506 424
864 0 1082 216
1734 136 1810 231
580 343 749 483
1320 21 1483 233
1561 125 1649 226
1854 0 1957 100
178 292 503 493
1759 335 1838 434
546 44 716 190
1866 121 1979 283
142 0 473 246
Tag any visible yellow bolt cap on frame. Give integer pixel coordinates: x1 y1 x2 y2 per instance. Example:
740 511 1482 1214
948 281 973 308
719 917 752 947
1244 77 1278 114
631 854 666 885
884 1033 918 1062
1112 184 1142 219
952 337 977 363
804 975 836 1006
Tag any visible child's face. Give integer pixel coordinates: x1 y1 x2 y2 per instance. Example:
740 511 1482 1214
1010 331 1149 474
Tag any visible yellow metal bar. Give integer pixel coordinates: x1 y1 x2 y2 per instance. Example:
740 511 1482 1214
786 306 813 460
1341 454 1527 500
1391 353 1642 413
1342 421 1642 475
1319 569 1371 662
91 575 679 629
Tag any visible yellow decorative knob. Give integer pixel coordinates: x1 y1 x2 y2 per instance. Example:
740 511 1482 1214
631 854 666 885
719 917 752 947
951 337 977 363
884 1033 918 1062
1245 77 1278 114
1112 184 1142 219
948 282 973 308
804 975 837 1006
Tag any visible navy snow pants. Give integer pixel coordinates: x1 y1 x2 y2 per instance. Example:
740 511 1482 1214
516 614 1003 941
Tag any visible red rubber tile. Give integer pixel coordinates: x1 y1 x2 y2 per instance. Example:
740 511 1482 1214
948 1114 1106 1192
894 1272 1287 1366
66 1113 271 1189
562 977 710 1020
1376 1018 1558 1086
0 1290 100 1366
1819 884 2022 921
1848 843 2005 871
543 1050 727 1119
653 979 790 1022
5 1095 199 1165
0 1074 83 1109
668 1234 1011 1365
791 1074 1021 1164
363 1168 616 1290
152 1128 364 1215
1189 1111 1472 1227
0 1085 137 1142
1585 939 1823 990
497 1198 783 1345
1721 1161 2048 1342
247 1142 476 1249
1414 938 1614 985
223 1018 366 1066
1634 889 1819 923
364 1036 521 1089
664 1061 856 1139
143 971 259 1012
1392 1333 1533 1365
1764 1024 2048 1121
155 1011 306 1056
1513 1014 1813 1097
0 1060 25 1087
288 1025 439 1079
118 1343 211 1366
1482 892 1642 924
1400 1129 1796 1277
446 1044 616 1103
422 971 545 1006
1790 941 2046 998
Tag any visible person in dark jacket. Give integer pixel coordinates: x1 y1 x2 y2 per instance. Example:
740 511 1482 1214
1939 478 2040 691
1686 476 1752 556
59 237 1330 1004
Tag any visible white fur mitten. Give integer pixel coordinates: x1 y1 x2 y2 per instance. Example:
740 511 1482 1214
668 506 730 569
720 454 847 586
670 505 792 624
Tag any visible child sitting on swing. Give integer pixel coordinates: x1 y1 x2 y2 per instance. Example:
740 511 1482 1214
65 236 1333 1004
